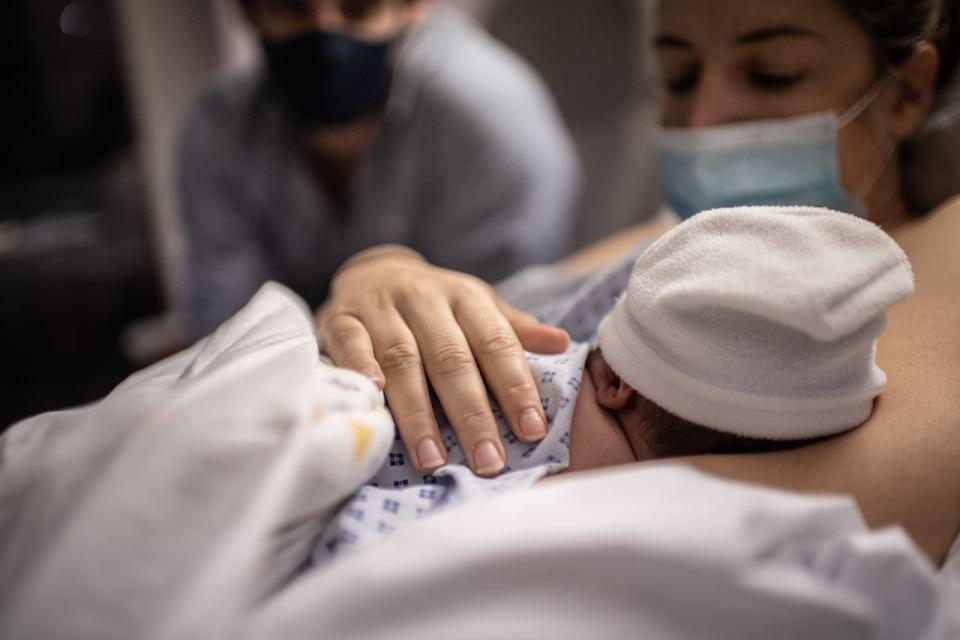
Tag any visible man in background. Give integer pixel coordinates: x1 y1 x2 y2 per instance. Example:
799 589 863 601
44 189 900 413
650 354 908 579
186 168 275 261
177 0 580 340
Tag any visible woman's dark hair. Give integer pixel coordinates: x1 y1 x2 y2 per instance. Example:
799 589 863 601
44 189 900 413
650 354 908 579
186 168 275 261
836 0 960 99
835 0 960 213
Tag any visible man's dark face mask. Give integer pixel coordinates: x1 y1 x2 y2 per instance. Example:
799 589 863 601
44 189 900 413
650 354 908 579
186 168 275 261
262 28 393 127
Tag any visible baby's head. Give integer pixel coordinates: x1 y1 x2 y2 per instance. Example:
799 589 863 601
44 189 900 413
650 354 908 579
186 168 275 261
593 206 914 460
585 348 818 462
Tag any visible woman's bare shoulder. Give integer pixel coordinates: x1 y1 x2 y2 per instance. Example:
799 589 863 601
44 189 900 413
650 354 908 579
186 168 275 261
684 198 960 567
887 196 960 366
894 195 960 270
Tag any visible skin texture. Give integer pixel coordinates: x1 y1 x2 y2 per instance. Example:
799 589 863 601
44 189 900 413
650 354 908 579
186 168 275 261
563 349 675 475
319 0 960 563
563 362 639 475
582 349 657 465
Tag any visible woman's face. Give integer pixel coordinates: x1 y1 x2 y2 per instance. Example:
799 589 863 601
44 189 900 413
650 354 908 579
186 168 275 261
654 0 908 208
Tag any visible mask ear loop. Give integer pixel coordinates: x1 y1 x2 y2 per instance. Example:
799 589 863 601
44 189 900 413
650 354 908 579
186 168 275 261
838 75 894 128
839 75 899 200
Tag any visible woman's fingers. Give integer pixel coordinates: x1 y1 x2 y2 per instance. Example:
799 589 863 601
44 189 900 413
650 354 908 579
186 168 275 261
320 249 570 478
499 302 570 355
364 308 449 473
318 311 385 388
456 293 552 445
399 292 508 476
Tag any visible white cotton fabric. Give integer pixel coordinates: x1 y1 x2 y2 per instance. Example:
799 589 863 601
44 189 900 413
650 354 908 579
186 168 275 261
598 206 915 440
1 282 953 640
246 465 949 640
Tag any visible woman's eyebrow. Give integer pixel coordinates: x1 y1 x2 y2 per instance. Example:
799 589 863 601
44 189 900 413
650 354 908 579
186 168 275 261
734 25 825 45
654 25 823 50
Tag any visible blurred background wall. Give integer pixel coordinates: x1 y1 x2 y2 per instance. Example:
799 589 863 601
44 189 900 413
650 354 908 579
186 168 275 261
0 0 661 427
1 0 160 424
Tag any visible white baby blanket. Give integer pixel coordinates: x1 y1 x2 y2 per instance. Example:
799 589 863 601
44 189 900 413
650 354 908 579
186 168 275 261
0 283 394 639
0 283 954 639
248 465 951 640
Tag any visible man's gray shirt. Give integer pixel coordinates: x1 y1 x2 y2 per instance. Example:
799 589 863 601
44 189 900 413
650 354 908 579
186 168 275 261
177 8 580 340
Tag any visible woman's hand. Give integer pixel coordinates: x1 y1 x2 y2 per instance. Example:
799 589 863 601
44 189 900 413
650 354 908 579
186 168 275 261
317 246 570 476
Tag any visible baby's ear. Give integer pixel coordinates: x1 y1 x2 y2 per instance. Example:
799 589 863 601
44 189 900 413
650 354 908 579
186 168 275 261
598 378 636 410
589 350 636 410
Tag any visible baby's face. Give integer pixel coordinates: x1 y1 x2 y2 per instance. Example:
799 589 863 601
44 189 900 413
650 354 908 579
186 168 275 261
564 349 646 473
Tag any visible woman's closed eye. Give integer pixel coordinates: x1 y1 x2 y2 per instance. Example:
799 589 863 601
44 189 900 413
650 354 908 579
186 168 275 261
660 56 700 95
661 67 809 96
665 70 700 95
664 70 807 96
748 69 808 91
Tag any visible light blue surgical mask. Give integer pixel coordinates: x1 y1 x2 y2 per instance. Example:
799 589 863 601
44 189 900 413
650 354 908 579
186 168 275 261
657 80 891 220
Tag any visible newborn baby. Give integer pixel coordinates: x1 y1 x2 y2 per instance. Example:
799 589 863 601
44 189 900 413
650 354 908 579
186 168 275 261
319 207 914 559
578 205 915 470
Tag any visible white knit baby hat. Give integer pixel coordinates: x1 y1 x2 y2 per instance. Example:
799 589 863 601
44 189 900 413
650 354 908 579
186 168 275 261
597 206 915 440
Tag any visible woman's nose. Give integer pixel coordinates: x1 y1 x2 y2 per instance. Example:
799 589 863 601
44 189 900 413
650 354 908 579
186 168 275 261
685 72 741 128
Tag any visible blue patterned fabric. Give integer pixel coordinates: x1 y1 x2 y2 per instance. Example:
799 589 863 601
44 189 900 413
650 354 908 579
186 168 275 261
319 343 590 558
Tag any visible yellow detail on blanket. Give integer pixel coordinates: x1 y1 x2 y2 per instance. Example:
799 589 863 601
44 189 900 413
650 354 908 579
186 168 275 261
350 421 374 461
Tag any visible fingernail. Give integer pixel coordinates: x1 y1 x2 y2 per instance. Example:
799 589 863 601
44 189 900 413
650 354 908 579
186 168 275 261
474 441 505 476
519 408 547 441
417 439 445 470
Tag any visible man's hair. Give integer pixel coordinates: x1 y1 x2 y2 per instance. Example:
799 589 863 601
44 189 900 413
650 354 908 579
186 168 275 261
631 394 822 459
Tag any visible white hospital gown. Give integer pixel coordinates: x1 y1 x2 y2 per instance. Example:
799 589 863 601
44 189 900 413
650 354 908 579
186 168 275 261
316 342 591 560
